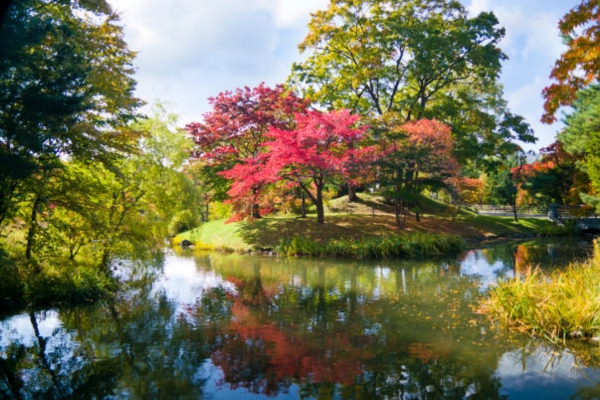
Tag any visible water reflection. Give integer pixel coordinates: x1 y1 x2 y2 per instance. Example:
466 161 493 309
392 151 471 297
1 239 599 399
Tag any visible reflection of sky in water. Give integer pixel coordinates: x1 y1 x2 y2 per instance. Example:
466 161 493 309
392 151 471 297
154 252 237 312
2 245 599 398
0 311 61 348
459 249 515 290
199 359 301 399
495 347 600 400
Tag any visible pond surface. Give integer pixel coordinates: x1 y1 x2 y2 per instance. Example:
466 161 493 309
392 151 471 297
2 238 600 399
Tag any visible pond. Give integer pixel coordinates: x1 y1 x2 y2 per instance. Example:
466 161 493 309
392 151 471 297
1 238 600 399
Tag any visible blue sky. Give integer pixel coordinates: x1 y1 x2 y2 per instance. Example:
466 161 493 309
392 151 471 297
107 0 576 152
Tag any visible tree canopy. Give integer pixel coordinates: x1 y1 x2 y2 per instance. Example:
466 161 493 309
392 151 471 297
542 0 600 123
289 0 535 165
0 0 142 224
222 109 369 224
557 84 600 210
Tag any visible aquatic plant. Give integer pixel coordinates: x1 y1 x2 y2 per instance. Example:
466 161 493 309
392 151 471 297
482 240 600 342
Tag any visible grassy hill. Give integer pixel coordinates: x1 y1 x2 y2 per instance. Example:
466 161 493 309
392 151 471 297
175 194 559 252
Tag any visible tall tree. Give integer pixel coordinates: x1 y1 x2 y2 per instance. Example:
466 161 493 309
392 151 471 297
0 0 141 224
542 0 600 123
517 142 587 208
289 0 534 165
375 117 458 228
185 83 307 217
486 151 527 222
557 84 600 210
224 109 369 224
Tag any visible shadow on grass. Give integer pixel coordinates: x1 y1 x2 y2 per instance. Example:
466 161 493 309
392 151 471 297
236 214 398 249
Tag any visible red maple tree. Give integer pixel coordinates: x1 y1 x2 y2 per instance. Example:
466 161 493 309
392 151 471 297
185 83 307 218
186 83 306 162
262 109 369 224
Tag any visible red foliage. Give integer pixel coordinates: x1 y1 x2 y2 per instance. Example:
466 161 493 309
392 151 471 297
399 119 458 177
186 83 307 220
212 300 373 395
511 160 555 180
263 109 370 223
265 109 368 179
185 83 307 163
220 109 370 223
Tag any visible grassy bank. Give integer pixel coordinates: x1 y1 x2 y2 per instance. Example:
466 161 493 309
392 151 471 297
174 196 559 256
278 232 466 258
480 240 600 343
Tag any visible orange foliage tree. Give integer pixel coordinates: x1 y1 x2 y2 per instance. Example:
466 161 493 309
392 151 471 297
542 1 600 123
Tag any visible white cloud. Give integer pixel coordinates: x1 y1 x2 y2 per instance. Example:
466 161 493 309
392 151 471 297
108 0 315 124
256 0 329 28
109 0 572 150
507 77 561 151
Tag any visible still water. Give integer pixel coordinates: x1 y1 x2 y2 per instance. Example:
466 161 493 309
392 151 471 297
2 238 600 399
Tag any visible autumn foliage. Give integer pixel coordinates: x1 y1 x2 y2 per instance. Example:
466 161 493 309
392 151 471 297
185 83 307 219
542 0 600 123
222 109 370 223
186 83 307 162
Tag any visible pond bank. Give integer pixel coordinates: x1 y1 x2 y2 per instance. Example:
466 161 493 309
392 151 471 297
174 212 568 255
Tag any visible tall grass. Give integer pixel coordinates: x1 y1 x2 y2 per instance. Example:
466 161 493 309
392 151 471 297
277 232 466 259
482 240 600 342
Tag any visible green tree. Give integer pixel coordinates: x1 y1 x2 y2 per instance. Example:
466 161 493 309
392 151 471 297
558 84 600 210
485 151 527 222
0 0 141 224
18 105 202 270
289 0 534 165
518 142 588 208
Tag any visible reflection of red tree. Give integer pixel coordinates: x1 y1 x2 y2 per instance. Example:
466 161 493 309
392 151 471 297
514 245 532 277
407 342 449 364
211 296 374 395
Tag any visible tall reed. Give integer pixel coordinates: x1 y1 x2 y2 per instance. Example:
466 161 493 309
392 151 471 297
482 240 600 342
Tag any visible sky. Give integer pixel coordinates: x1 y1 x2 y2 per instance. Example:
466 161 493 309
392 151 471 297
106 0 576 153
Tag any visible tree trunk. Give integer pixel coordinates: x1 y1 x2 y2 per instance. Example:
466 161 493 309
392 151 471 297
395 201 403 230
251 189 261 219
25 195 41 261
348 183 357 202
315 185 325 224
0 355 22 400
251 203 261 219
30 312 64 396
300 191 307 218
512 203 519 222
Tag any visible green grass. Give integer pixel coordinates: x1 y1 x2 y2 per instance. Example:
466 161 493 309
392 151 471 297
481 240 600 343
278 232 466 259
174 214 400 252
174 205 557 255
